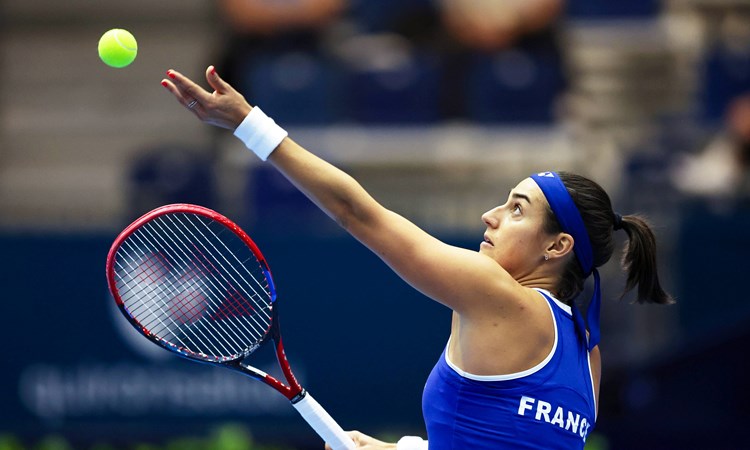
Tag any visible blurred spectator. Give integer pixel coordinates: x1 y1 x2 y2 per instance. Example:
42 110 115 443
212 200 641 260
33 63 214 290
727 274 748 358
439 0 564 52
671 93 750 199
215 0 348 96
356 0 567 121
700 13 750 121
366 0 564 52
437 0 566 121
218 0 346 36
214 0 566 124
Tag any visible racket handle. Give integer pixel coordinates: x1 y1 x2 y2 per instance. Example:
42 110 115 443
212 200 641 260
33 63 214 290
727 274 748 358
292 392 356 450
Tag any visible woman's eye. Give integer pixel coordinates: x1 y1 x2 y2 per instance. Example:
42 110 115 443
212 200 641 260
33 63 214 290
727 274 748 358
512 204 522 214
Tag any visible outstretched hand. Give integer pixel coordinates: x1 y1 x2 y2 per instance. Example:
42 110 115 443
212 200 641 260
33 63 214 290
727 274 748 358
161 66 252 130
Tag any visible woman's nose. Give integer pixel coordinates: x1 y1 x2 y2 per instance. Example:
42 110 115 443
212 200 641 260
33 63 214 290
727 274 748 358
482 208 499 228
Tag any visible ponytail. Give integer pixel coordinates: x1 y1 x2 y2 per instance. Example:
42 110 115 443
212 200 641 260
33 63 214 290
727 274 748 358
618 215 675 305
548 172 675 306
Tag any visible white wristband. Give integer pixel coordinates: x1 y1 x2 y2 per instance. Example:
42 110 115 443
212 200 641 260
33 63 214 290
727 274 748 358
396 436 428 450
233 106 288 161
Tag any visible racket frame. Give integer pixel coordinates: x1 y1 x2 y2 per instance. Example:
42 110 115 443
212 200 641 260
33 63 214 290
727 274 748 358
106 203 305 402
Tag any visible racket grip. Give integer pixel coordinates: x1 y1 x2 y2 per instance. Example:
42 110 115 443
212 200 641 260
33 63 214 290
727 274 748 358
292 392 356 450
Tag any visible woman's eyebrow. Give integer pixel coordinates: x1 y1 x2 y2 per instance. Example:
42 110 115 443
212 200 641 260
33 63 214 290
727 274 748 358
510 191 532 204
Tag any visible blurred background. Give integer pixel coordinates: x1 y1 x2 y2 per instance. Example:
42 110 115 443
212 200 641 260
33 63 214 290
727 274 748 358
2 0 750 448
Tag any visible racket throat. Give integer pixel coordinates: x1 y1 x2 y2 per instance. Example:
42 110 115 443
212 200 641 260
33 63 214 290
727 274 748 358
235 361 303 400
237 362 268 381
290 389 307 405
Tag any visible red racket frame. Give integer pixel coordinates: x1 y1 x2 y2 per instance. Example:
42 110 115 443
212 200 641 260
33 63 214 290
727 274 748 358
106 203 304 401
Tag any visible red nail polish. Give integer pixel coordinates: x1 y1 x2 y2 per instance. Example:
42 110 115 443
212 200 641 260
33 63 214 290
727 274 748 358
210 66 217 75
161 80 169 87
167 71 176 79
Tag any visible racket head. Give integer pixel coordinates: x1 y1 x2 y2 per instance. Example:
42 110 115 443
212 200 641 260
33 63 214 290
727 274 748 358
106 204 278 364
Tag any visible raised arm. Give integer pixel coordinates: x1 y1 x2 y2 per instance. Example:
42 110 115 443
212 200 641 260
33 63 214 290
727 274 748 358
160 67 526 317
267 136 521 316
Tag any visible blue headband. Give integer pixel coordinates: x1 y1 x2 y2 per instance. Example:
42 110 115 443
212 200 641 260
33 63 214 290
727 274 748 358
530 171 601 351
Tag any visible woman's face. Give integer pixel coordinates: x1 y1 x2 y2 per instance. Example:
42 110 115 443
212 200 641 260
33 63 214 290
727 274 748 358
479 177 553 278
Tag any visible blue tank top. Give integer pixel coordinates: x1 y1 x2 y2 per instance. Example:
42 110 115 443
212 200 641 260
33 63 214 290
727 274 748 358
422 289 597 449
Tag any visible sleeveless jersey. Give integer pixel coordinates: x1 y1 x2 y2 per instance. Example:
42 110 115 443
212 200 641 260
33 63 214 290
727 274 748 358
422 289 597 449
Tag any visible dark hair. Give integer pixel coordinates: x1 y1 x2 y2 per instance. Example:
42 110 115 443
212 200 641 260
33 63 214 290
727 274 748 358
542 172 674 305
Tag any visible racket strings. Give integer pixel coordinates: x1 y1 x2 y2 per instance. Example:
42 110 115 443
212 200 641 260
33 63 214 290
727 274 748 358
117 245 255 359
165 213 272 330
118 219 269 358
117 234 257 358
132 214 271 343
113 212 273 360
147 218 270 337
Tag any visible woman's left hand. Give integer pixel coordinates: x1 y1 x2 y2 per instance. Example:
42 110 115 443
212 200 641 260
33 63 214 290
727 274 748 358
161 65 252 130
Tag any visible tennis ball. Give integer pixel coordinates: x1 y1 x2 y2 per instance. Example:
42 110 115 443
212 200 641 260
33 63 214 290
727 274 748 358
98 28 137 68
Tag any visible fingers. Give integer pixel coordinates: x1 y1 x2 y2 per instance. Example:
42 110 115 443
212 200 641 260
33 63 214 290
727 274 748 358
324 430 396 449
325 431 361 450
347 430 372 447
160 65 253 129
164 69 212 105
160 78 189 106
160 82 200 116
205 65 230 95
161 68 217 116
160 83 202 115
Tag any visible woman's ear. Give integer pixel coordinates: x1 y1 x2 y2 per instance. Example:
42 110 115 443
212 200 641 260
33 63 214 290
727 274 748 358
546 233 575 260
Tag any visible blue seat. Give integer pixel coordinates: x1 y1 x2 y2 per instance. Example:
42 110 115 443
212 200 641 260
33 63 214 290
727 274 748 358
235 52 343 125
343 51 442 124
244 165 337 234
565 0 660 19
128 145 216 214
465 50 565 124
700 45 750 122
348 0 434 32
676 202 750 337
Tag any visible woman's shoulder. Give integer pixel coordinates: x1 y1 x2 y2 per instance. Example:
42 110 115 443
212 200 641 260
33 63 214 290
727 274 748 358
451 286 558 375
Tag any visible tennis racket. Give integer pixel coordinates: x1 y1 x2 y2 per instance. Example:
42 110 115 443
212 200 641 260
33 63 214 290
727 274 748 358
105 203 355 450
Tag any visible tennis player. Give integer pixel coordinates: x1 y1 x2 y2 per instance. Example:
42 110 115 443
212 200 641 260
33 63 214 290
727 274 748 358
161 66 674 450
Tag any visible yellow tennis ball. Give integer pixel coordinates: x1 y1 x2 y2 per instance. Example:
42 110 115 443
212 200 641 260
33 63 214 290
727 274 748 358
98 28 138 68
